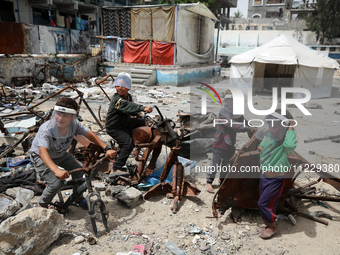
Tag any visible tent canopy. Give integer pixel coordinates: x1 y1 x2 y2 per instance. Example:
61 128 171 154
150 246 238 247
181 3 218 21
229 35 339 98
229 35 339 69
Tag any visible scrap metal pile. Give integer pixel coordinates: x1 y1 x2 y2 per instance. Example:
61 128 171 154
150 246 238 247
0 79 201 218
212 133 340 225
1 78 340 231
10 60 88 87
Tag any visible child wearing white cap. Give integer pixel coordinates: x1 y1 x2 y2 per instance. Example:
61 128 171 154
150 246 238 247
105 72 152 172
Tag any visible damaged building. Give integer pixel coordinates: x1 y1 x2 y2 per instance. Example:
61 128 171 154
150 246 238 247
1 2 225 87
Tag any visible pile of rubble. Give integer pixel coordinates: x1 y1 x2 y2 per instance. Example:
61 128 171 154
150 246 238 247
0 76 202 254
1 76 340 255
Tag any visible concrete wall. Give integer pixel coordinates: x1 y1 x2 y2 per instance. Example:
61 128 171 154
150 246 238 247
0 22 38 54
0 56 100 85
39 26 71 54
70 30 91 54
229 17 308 31
176 7 215 66
218 30 317 46
200 14 214 61
24 24 40 54
215 30 318 58
0 22 91 55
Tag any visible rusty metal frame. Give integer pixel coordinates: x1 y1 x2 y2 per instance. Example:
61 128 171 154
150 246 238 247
94 74 115 101
0 84 106 159
34 60 85 84
26 84 104 129
212 134 340 225
143 136 201 213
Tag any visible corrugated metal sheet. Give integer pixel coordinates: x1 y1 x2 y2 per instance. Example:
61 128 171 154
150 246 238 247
0 22 26 54
102 9 131 37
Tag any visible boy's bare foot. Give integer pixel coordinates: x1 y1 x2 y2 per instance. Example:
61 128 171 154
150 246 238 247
206 183 214 193
256 227 266 234
259 224 278 239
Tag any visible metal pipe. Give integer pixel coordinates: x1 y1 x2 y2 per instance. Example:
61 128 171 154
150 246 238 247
49 2 52 24
27 85 72 111
174 4 178 66
149 8 153 65
74 89 104 130
0 132 30 159
0 111 44 118
294 194 340 202
298 212 329 225
215 17 221 62
95 74 114 101
16 0 21 23
96 7 99 36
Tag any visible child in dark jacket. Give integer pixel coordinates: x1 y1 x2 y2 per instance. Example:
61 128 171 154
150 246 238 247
206 91 253 193
105 72 152 172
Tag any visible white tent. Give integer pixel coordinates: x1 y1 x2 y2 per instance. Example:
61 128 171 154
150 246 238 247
229 35 340 98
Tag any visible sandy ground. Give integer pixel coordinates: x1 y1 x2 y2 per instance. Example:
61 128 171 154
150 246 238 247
7 70 340 254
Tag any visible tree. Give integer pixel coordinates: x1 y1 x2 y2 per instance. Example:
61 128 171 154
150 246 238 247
306 0 340 43
234 10 243 18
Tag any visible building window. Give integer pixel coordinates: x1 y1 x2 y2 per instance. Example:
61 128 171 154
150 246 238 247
267 0 285 5
253 0 263 6
33 8 56 26
252 14 262 18
266 11 280 18
0 0 16 22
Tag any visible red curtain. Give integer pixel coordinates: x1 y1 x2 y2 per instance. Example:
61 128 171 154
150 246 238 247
122 40 174 65
152 41 174 65
122 40 150 64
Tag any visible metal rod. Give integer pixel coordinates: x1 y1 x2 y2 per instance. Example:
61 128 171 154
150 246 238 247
95 74 114 101
27 85 73 111
0 111 44 118
294 194 340 202
0 132 30 159
74 89 104 130
298 212 329 225
215 17 221 62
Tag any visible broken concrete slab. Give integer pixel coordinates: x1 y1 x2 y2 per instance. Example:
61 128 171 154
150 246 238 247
93 182 106 191
0 194 21 223
114 186 143 208
108 185 126 196
5 187 34 213
0 207 63 255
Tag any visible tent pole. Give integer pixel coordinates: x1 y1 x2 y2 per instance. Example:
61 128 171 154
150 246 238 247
215 17 221 62
174 5 178 66
296 59 302 87
149 8 153 65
